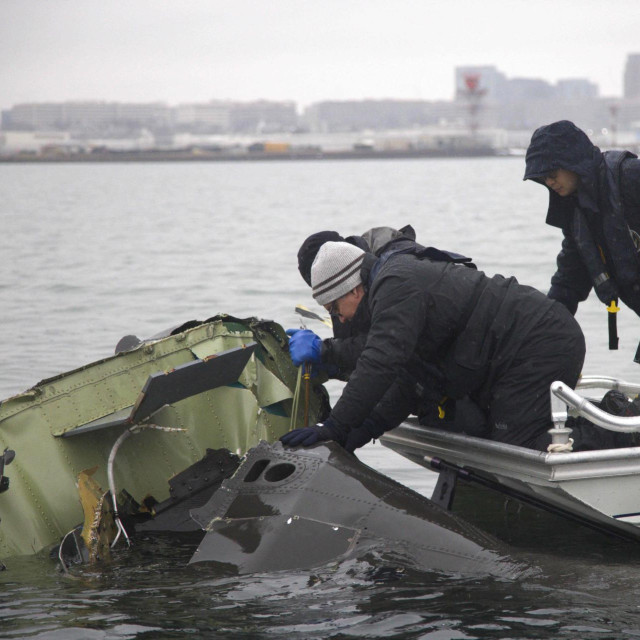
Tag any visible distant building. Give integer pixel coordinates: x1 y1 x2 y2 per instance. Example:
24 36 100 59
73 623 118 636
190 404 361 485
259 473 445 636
112 103 172 129
453 65 610 131
2 101 172 133
505 77 556 102
303 100 450 132
4 55 640 144
556 78 598 101
624 54 640 99
174 101 231 132
0 130 73 153
229 100 297 133
454 66 507 102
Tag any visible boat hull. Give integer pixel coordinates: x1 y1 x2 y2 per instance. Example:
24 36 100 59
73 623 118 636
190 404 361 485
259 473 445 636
381 419 640 541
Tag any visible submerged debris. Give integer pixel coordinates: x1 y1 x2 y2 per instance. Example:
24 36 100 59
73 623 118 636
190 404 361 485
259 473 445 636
188 441 529 578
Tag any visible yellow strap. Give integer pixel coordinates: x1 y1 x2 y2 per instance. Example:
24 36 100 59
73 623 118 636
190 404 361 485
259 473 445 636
437 396 448 419
598 245 607 264
607 299 620 313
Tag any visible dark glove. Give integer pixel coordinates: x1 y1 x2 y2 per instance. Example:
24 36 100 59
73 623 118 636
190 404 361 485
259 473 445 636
344 417 387 454
286 328 322 366
344 426 373 454
280 416 345 447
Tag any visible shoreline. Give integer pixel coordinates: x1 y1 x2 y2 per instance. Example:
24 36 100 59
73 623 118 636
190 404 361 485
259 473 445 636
0 146 503 163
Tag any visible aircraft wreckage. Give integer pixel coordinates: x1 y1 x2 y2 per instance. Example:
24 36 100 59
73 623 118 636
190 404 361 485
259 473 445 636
0 314 528 578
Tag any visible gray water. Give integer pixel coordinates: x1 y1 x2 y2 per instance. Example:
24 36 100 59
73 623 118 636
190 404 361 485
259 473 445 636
2 158 640 638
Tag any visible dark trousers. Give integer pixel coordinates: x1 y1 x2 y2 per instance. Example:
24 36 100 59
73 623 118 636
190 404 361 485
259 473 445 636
485 302 585 451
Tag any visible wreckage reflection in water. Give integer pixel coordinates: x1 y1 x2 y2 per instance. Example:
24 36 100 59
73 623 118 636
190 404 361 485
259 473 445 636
4 442 640 638
4 528 640 638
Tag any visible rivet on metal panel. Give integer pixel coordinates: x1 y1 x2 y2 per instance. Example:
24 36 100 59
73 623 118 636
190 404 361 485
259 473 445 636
143 345 154 355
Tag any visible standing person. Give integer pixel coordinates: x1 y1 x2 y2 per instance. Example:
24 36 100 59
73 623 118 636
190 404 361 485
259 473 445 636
523 120 640 350
281 241 585 454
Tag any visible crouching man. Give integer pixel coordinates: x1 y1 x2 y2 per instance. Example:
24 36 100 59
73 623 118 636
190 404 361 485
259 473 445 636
281 241 585 453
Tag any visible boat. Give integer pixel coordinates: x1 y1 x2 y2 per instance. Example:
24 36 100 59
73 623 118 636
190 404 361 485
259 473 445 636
380 376 640 542
0 314 329 563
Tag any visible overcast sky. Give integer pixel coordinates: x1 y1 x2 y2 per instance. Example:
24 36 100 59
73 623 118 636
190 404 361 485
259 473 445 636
1 0 638 111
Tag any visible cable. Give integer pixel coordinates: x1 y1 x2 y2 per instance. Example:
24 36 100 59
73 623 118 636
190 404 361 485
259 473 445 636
289 365 303 431
107 423 185 548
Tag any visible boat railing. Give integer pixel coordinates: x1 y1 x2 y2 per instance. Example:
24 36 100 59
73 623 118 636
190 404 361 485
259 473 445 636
549 377 640 449
576 375 640 395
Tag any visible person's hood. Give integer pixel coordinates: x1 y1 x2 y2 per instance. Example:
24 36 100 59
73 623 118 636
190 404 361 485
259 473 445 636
523 120 603 227
359 224 417 256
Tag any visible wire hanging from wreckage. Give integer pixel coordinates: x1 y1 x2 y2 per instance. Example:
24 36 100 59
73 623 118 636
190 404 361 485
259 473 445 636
107 424 186 548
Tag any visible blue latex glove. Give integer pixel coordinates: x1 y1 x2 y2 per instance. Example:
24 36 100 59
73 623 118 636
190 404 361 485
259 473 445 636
280 417 345 447
286 328 322 366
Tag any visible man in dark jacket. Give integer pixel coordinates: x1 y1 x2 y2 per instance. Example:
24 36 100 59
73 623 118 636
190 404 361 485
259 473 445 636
281 241 585 453
291 226 484 432
523 120 640 335
293 225 474 374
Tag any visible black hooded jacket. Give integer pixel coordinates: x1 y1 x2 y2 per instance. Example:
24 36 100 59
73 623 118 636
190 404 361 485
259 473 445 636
328 253 557 432
524 120 640 315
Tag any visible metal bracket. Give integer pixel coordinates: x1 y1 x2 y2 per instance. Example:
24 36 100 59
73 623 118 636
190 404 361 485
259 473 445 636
431 466 458 510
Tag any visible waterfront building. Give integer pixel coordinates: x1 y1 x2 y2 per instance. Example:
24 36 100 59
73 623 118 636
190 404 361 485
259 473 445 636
2 101 171 133
0 130 73 154
229 100 297 133
624 54 640 99
302 100 461 133
556 79 599 101
454 66 507 102
175 101 232 132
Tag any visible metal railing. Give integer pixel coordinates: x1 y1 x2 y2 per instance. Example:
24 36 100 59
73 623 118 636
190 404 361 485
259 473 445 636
550 377 640 442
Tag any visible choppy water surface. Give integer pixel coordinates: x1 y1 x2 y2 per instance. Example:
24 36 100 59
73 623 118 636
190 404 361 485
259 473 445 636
2 158 640 638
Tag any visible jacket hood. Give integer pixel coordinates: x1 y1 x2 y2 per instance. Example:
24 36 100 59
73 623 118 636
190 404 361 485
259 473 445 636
523 120 603 227
360 224 417 256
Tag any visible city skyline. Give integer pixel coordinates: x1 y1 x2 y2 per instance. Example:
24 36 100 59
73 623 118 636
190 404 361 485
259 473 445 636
1 0 639 111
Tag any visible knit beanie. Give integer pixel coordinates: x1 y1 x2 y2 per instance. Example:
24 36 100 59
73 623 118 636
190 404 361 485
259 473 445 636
297 230 344 286
311 241 365 305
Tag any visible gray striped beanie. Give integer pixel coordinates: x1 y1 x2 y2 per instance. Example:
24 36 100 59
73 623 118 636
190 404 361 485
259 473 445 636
311 241 365 305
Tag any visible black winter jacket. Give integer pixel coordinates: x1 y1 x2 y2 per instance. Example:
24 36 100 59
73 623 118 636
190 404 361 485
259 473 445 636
324 225 474 374
524 120 640 315
328 254 555 432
